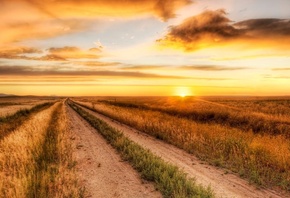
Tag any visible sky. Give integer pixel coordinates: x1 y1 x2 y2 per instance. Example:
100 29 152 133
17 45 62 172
1 0 290 96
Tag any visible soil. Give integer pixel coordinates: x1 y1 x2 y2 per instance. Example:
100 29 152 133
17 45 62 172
65 104 162 198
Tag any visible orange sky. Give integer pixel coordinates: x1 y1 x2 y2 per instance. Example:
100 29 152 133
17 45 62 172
1 0 290 96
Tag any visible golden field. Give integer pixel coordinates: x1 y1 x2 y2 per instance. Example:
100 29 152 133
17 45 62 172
73 96 290 191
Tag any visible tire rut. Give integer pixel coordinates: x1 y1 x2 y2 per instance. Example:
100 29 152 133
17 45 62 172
66 104 161 198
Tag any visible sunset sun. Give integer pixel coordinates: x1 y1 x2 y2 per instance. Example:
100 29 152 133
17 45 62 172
175 86 192 97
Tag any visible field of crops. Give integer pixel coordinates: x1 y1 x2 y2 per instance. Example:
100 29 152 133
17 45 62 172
0 97 83 197
73 96 290 191
1 95 290 197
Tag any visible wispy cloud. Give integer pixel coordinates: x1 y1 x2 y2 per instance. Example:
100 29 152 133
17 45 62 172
120 65 166 70
178 65 247 71
0 46 102 61
76 61 120 67
0 65 190 79
272 68 290 71
263 75 290 79
46 46 102 60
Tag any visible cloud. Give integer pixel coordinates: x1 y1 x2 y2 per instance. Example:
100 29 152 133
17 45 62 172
20 0 191 21
0 46 42 59
178 65 246 71
120 65 166 70
0 18 90 44
0 65 190 79
77 61 120 67
264 75 290 79
0 45 102 61
272 68 290 71
157 9 290 51
0 0 191 44
47 46 102 59
234 18 290 37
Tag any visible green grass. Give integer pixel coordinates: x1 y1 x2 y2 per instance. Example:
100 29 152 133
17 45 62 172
69 101 214 198
0 102 54 140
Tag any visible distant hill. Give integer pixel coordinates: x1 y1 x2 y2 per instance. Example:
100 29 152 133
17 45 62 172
0 93 17 97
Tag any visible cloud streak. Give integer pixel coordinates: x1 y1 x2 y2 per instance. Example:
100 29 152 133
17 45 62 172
178 65 247 71
0 65 190 79
0 46 102 61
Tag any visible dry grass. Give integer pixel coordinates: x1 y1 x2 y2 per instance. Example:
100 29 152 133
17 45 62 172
69 101 214 198
74 98 290 191
0 101 83 198
0 102 54 141
96 97 290 137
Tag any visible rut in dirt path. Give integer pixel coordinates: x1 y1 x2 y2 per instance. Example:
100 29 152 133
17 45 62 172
76 103 289 198
65 104 161 198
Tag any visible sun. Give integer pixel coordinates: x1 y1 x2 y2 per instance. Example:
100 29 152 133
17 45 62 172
180 93 186 98
175 86 192 97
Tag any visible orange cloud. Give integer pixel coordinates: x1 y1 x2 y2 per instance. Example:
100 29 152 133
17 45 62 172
178 65 247 71
0 46 42 59
157 9 290 51
21 0 191 21
47 46 102 59
0 45 102 61
0 0 191 44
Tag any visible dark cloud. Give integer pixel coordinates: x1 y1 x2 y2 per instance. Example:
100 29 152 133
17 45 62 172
234 18 290 37
157 9 290 51
178 65 246 71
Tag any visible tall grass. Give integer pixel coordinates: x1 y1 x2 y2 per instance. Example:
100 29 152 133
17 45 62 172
74 100 290 191
0 102 54 141
98 99 290 137
0 102 83 197
69 101 214 198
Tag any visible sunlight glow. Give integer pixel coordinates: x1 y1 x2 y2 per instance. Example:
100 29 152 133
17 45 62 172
175 86 192 97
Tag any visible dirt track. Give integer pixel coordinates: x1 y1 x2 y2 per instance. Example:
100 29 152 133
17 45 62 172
75 104 289 198
65 104 161 198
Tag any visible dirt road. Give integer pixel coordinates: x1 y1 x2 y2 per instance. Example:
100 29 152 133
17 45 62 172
65 104 162 198
76 104 289 198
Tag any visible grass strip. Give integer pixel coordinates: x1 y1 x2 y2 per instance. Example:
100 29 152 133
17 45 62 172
27 103 62 197
27 102 84 198
0 102 54 140
69 101 214 198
